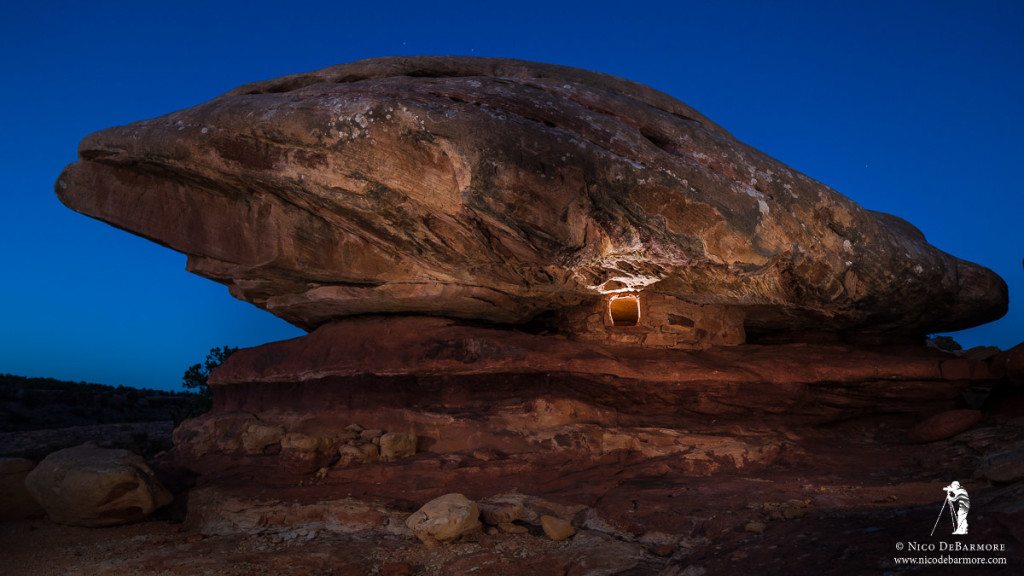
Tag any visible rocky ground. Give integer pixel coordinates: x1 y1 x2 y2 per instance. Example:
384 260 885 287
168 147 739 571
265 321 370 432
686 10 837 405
3 415 1022 575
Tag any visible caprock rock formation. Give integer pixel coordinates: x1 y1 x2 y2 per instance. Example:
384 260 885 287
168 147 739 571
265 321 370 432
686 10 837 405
53 58 1022 575
57 56 1006 346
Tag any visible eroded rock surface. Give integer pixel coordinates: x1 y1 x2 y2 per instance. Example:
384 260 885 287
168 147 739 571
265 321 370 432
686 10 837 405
56 56 1006 343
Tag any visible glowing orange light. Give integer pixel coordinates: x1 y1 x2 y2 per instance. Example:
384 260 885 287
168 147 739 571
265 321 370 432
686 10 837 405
608 294 640 326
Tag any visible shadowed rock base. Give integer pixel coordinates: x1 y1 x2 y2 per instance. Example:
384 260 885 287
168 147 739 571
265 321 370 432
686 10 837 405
157 317 1024 575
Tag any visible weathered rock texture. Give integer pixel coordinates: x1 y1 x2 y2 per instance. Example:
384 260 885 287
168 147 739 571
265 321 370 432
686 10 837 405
56 56 1006 345
48 56 1022 575
24 444 172 527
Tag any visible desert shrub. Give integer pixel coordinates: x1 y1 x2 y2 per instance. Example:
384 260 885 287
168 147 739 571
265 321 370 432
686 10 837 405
928 335 963 352
176 345 238 422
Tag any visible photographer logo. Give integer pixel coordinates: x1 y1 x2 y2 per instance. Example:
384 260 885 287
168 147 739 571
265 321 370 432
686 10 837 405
930 480 969 536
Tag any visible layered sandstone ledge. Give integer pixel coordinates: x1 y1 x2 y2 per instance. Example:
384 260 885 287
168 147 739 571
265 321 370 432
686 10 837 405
173 316 1015 482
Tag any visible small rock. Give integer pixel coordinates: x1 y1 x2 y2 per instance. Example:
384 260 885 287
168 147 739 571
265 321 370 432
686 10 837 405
337 445 369 466
379 432 417 462
360 443 380 461
280 433 337 472
541 514 575 541
908 409 983 443
335 428 360 441
336 442 380 466
360 429 384 441
479 495 528 525
281 432 328 452
24 444 172 527
240 421 285 454
782 499 807 519
745 520 766 534
405 493 481 546
345 423 364 433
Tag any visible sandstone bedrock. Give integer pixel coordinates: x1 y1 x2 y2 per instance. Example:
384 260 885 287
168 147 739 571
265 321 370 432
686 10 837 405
55 56 1007 345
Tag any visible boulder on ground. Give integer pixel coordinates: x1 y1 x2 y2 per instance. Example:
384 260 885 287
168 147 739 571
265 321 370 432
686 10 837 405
24 444 172 526
379 432 417 462
405 493 481 546
0 458 44 520
541 514 576 541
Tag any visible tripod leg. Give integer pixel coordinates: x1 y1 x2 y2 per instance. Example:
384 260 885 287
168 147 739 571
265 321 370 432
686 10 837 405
930 498 948 537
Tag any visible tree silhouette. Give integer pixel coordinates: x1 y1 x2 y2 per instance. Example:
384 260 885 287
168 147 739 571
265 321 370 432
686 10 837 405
929 335 963 353
179 345 238 420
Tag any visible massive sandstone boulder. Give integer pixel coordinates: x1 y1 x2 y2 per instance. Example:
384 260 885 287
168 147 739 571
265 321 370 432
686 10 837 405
55 56 1006 346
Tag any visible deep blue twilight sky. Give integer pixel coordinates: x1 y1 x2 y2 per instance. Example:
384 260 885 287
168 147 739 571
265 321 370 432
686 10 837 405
0 1 1020 390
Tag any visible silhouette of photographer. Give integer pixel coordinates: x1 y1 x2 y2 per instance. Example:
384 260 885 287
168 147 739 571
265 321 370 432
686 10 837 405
944 481 970 535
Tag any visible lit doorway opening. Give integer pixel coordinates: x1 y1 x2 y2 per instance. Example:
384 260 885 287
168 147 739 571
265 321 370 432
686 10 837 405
608 294 640 326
